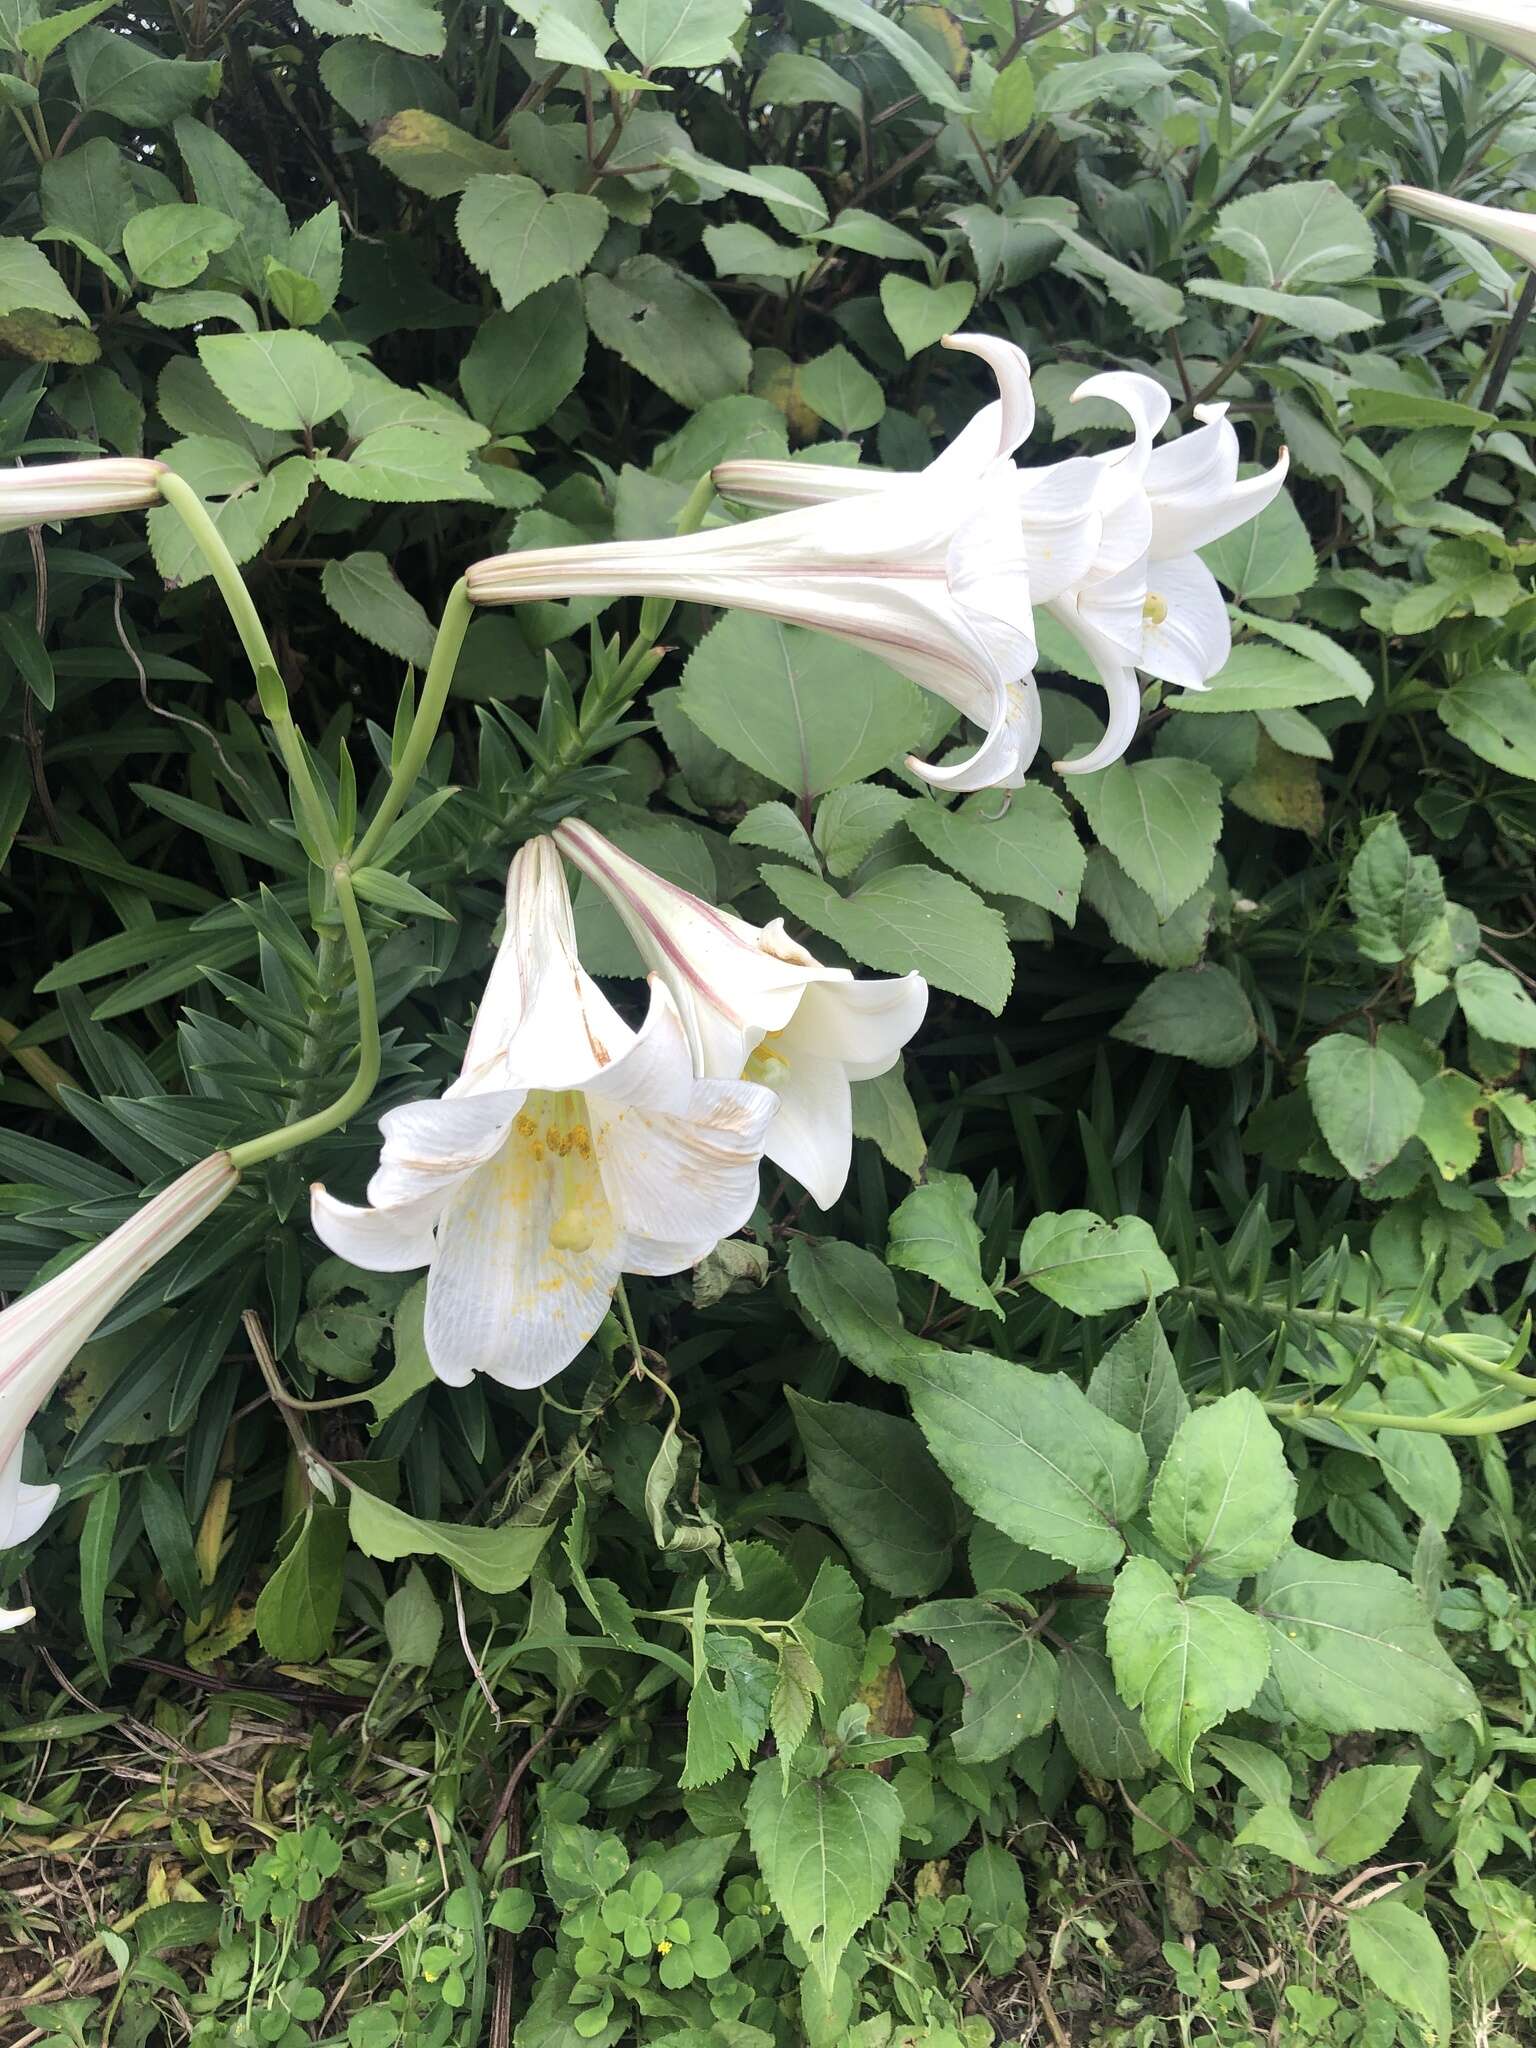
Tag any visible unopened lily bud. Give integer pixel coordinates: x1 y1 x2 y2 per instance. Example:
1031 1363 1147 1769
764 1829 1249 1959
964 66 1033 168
0 457 167 535
0 1152 238 1604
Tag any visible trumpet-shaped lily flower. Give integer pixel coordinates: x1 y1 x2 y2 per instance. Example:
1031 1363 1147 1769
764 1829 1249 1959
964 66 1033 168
1369 0 1536 66
310 840 776 1389
466 335 1046 793
553 817 927 1208
0 1152 237 1616
715 363 1288 779
1388 182 1536 271
0 457 166 533
1047 374 1290 773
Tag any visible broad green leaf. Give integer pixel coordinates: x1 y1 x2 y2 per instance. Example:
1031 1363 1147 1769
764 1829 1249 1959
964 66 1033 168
814 783 912 877
901 1351 1147 1572
293 0 444 53
1347 1898 1452 2044
198 331 352 431
1035 49 1171 114
585 255 750 406
17 0 112 62
1254 1544 1477 1733
879 274 976 358
254 1505 349 1662
319 40 456 125
173 118 289 297
39 137 134 255
680 611 931 797
886 1170 1000 1316
795 1560 864 1721
754 50 863 115
1082 847 1214 969
1018 1210 1176 1314
1073 757 1221 920
747 1762 902 1987
1202 492 1316 602
322 552 440 670
1106 1556 1270 1786
1149 1391 1296 1578
981 52 1035 141
799 344 884 432
787 1389 956 1596
788 1238 945 1385
1055 223 1185 333
1348 816 1445 965
895 1600 1058 1761
1311 1764 1419 1869
850 1066 926 1181
907 786 1085 921
964 1842 1028 1972
1086 1308 1189 1472
1375 1381 1464 1526
1171 643 1353 716
733 799 817 868
1454 960 1536 1047
1055 1641 1157 1779
317 425 493 503
369 108 509 195
1306 1034 1423 1178
269 201 343 325
1235 1802 1332 1872
146 444 314 585
460 281 587 433
702 221 814 280
69 29 219 125
0 237 85 322
123 204 238 289
796 0 967 112
1437 669 1536 781
1211 181 1376 288
1112 964 1257 1068
615 0 746 67
383 1564 443 1668
506 0 612 66
817 208 931 263
347 1485 552 1595
1190 277 1378 341
1381 426 1472 502
457 173 606 313
763 862 1014 1013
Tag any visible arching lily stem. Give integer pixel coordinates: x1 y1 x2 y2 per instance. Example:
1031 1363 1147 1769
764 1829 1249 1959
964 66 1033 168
158 473 383 1171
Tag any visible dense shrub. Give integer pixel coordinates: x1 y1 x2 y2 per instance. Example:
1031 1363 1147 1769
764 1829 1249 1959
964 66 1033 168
0 2 1535 2044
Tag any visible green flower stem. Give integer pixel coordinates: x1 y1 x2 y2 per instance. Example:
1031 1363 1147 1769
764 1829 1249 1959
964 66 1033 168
156 470 338 865
1261 1395 1536 1437
1243 0 1347 139
353 577 474 870
1181 1285 1536 1398
227 861 380 1171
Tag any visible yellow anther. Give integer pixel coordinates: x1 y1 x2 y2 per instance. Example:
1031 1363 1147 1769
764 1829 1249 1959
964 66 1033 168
743 1044 790 1088
1142 592 1169 627
514 1112 538 1140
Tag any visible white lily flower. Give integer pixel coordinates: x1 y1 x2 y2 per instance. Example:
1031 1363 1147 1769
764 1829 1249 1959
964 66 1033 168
1046 373 1289 774
0 1152 238 1610
716 363 1288 778
1388 183 1536 271
553 817 927 1209
1370 0 1536 66
0 457 166 533
466 335 1045 793
310 839 776 1389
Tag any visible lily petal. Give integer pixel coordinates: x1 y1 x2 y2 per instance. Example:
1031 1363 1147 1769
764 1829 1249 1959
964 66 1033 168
760 1049 855 1211
424 1140 621 1388
311 1181 447 1272
781 973 930 1080
908 676 1042 791
0 1441 57 1550
1139 555 1232 689
596 1072 774 1265
1055 665 1145 776
368 1091 527 1209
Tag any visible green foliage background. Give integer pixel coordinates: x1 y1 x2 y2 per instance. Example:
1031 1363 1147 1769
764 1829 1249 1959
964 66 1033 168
1 0 1535 2043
